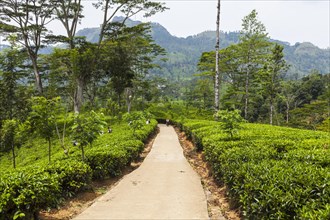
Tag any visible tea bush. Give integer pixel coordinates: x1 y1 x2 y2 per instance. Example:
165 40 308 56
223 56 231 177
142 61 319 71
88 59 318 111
0 169 60 219
177 119 330 219
0 116 158 219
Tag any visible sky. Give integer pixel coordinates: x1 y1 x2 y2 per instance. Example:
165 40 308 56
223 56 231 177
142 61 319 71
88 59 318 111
32 0 330 49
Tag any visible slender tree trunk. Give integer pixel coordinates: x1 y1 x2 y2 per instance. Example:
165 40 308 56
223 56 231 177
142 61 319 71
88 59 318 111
127 99 131 113
34 67 43 95
244 69 250 120
56 0 84 113
118 93 121 108
81 145 85 161
74 78 84 113
24 34 42 94
48 138 51 163
286 100 290 123
55 121 69 156
141 93 145 111
21 17 43 94
270 98 273 125
214 0 221 112
12 143 15 169
98 0 110 47
31 54 43 94
126 88 133 113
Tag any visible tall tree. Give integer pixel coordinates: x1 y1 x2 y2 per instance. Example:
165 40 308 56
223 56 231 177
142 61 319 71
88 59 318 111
50 0 166 113
53 0 83 49
28 96 62 163
47 40 103 114
102 23 165 112
1 119 18 168
49 0 90 113
0 46 31 123
261 44 288 125
239 9 271 120
0 0 55 94
93 0 167 47
72 42 98 113
214 0 221 111
197 45 241 110
196 78 214 109
295 71 326 107
53 0 87 113
280 80 298 124
46 48 74 99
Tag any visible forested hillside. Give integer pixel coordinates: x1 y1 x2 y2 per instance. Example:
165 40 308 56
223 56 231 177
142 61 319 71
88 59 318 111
0 2 329 219
76 17 330 80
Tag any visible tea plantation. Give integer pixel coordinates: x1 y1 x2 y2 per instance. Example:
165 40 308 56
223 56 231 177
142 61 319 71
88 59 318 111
176 119 330 219
0 118 157 219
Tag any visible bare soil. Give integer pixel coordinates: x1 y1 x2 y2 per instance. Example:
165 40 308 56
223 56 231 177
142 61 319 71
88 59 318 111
175 127 241 220
39 128 158 220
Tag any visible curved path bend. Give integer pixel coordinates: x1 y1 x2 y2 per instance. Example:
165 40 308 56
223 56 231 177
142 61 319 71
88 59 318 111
74 124 209 219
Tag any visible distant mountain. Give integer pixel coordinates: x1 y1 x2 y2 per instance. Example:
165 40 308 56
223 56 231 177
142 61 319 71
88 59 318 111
76 27 100 44
77 18 329 80
2 17 327 81
0 44 9 51
76 20 243 80
283 42 330 79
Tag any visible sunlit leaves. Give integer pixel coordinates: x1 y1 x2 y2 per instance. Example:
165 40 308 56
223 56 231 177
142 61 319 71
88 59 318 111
71 111 107 161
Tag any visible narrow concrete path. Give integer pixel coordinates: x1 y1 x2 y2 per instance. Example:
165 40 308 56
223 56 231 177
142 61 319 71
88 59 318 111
74 124 209 219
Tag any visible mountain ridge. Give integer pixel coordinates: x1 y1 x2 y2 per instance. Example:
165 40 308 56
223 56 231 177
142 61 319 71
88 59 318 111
1 17 327 80
76 17 329 80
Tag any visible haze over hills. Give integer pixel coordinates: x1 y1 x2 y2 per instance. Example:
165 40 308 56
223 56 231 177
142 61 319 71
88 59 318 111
76 17 329 81
1 17 328 81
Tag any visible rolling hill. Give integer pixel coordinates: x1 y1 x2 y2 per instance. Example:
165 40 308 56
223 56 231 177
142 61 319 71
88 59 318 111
76 17 330 81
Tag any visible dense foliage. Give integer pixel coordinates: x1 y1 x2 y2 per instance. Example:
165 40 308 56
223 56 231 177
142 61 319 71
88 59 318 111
0 3 328 219
193 10 329 130
76 18 330 81
0 1 165 218
176 118 330 219
0 113 157 219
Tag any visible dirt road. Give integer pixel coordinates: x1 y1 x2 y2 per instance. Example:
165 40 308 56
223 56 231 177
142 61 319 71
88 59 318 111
74 124 209 219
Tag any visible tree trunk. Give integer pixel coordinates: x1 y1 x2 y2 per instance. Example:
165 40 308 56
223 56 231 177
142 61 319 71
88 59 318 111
31 54 43 94
74 78 84 113
270 98 273 125
244 69 250 120
55 121 69 156
89 82 96 108
24 35 43 94
118 93 121 108
214 0 221 112
127 97 132 114
12 142 15 169
98 0 110 47
286 100 290 123
126 88 133 113
81 145 85 161
48 138 51 163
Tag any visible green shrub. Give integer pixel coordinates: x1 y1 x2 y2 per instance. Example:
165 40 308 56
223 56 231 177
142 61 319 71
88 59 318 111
299 203 330 220
44 160 92 197
0 113 158 218
215 109 246 139
0 169 60 219
175 118 330 219
86 147 128 179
